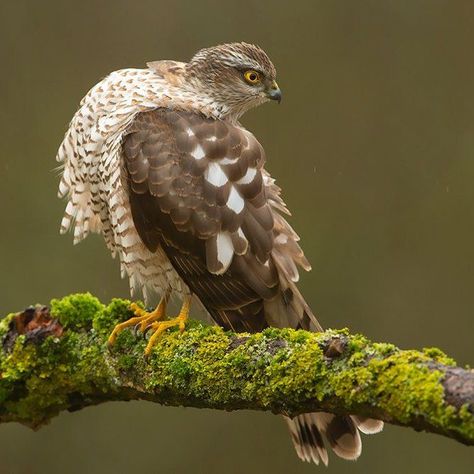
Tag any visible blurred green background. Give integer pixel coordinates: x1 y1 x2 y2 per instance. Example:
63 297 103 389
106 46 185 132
1 0 473 472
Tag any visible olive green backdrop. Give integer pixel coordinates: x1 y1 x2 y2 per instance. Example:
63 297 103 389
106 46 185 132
0 0 473 472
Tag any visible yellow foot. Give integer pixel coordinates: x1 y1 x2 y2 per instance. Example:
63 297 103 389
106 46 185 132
107 297 168 347
144 296 191 357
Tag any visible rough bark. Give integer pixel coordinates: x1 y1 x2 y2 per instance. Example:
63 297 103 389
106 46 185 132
0 293 472 446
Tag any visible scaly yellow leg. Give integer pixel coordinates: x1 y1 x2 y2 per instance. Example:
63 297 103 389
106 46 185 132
144 296 192 357
107 293 169 347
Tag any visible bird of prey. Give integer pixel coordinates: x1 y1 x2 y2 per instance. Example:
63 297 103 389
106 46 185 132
57 42 383 465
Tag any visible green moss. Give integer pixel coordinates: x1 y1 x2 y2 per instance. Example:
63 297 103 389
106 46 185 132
422 347 456 366
92 297 134 336
0 293 471 444
0 313 15 339
0 323 116 426
51 293 103 330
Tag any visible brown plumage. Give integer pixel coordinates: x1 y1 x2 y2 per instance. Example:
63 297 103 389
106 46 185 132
124 108 277 332
57 41 383 466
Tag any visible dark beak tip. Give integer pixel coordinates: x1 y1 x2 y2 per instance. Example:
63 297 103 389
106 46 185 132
268 89 282 103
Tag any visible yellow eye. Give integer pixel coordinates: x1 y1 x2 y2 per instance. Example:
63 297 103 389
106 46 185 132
244 70 261 84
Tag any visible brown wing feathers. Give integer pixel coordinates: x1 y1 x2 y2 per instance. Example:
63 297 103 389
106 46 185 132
123 108 283 332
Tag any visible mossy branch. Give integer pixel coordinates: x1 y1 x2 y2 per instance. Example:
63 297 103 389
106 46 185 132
0 294 472 445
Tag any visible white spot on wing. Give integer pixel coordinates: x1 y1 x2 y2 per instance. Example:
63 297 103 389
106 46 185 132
191 144 205 160
226 186 245 214
233 226 249 255
237 167 257 185
186 128 195 137
275 233 288 245
205 162 228 187
220 156 238 165
216 231 234 273
206 136 217 142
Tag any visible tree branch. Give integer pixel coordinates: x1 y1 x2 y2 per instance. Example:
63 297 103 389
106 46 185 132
0 293 472 445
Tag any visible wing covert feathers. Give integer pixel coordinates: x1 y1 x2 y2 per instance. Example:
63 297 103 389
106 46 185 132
123 108 313 332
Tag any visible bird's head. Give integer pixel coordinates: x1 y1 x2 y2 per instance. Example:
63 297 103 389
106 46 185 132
185 42 281 120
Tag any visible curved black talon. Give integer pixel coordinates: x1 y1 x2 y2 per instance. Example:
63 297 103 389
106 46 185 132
132 323 142 336
142 324 153 338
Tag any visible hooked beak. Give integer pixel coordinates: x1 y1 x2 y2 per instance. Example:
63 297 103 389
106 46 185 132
266 81 282 103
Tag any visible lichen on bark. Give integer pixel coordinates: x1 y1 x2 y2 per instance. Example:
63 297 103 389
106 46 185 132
0 293 472 446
